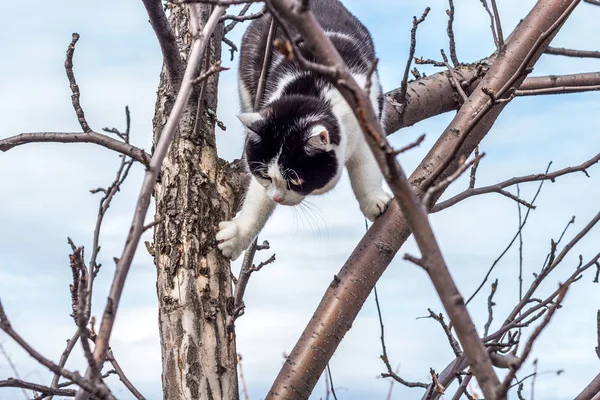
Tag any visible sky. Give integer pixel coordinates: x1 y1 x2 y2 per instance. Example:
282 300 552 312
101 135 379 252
0 0 599 399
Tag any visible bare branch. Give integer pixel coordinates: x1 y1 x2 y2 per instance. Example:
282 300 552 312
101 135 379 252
490 0 504 48
545 46 600 58
0 344 30 399
65 33 91 133
432 152 600 212
192 60 230 85
498 284 569 396
479 0 499 48
0 132 150 166
223 5 266 33
375 287 428 389
421 309 462 357
384 69 600 135
106 349 146 400
441 49 468 103
446 0 460 66
396 7 430 125
391 134 426 156
0 379 76 398
483 279 498 337
46 331 80 400
423 153 484 208
141 0 184 85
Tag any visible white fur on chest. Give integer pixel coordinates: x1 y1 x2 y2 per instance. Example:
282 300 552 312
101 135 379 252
324 72 382 163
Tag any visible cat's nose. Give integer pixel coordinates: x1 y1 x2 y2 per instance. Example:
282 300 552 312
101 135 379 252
273 196 283 203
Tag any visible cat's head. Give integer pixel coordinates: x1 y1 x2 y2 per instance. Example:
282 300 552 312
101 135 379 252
239 95 341 206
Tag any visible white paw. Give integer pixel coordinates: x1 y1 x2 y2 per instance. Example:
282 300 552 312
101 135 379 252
216 220 251 261
359 191 393 222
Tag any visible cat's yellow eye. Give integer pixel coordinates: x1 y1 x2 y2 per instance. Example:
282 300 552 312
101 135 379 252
290 178 304 186
260 171 271 180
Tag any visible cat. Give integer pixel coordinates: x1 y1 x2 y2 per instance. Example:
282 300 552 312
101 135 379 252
217 0 392 260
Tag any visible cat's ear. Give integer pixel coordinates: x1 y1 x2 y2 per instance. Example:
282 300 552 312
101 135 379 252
237 112 262 129
305 127 331 155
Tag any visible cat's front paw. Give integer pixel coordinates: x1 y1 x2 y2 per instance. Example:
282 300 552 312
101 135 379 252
359 191 393 222
216 220 251 261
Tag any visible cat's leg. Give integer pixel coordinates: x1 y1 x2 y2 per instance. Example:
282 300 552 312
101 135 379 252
217 177 276 260
346 137 393 222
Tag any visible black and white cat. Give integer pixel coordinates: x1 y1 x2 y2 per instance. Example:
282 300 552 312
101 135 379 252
217 0 392 260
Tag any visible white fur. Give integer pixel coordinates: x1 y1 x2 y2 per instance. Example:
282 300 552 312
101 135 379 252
218 70 391 260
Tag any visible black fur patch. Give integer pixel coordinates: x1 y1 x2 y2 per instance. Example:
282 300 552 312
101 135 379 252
244 95 339 194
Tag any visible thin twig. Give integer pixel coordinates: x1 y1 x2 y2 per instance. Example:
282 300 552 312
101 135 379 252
479 0 499 48
483 279 498 337
0 132 150 166
490 0 504 48
0 343 30 399
223 5 266 33
65 33 91 133
326 364 338 400
446 0 460 66
237 354 250 400
423 153 484 208
397 8 430 123
465 165 549 306
392 134 426 156
433 152 600 212
441 49 468 103
544 46 600 58
106 349 146 400
0 379 76 398
498 284 569 396
375 287 428 388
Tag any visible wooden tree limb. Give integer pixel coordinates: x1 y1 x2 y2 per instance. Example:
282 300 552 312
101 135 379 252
141 0 184 85
545 46 600 58
383 69 600 135
0 132 149 166
73 4 228 400
264 1 581 399
574 373 600 400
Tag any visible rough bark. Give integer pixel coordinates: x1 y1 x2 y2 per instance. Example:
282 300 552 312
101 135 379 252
151 5 243 399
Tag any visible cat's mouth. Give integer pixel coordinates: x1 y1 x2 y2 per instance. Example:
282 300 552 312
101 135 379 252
275 197 303 206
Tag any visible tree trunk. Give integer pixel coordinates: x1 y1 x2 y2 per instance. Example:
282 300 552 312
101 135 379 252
150 4 242 399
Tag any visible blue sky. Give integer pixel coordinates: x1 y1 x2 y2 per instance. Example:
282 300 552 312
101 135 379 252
1 1 599 399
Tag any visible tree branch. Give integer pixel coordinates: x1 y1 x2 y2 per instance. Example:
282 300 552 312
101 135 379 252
545 46 600 58
384 68 600 135
141 0 184 85
0 132 150 166
0 379 76 398
432 151 600 212
574 372 600 400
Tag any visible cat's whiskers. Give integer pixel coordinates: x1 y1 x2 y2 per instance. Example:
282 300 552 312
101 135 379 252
294 200 326 237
